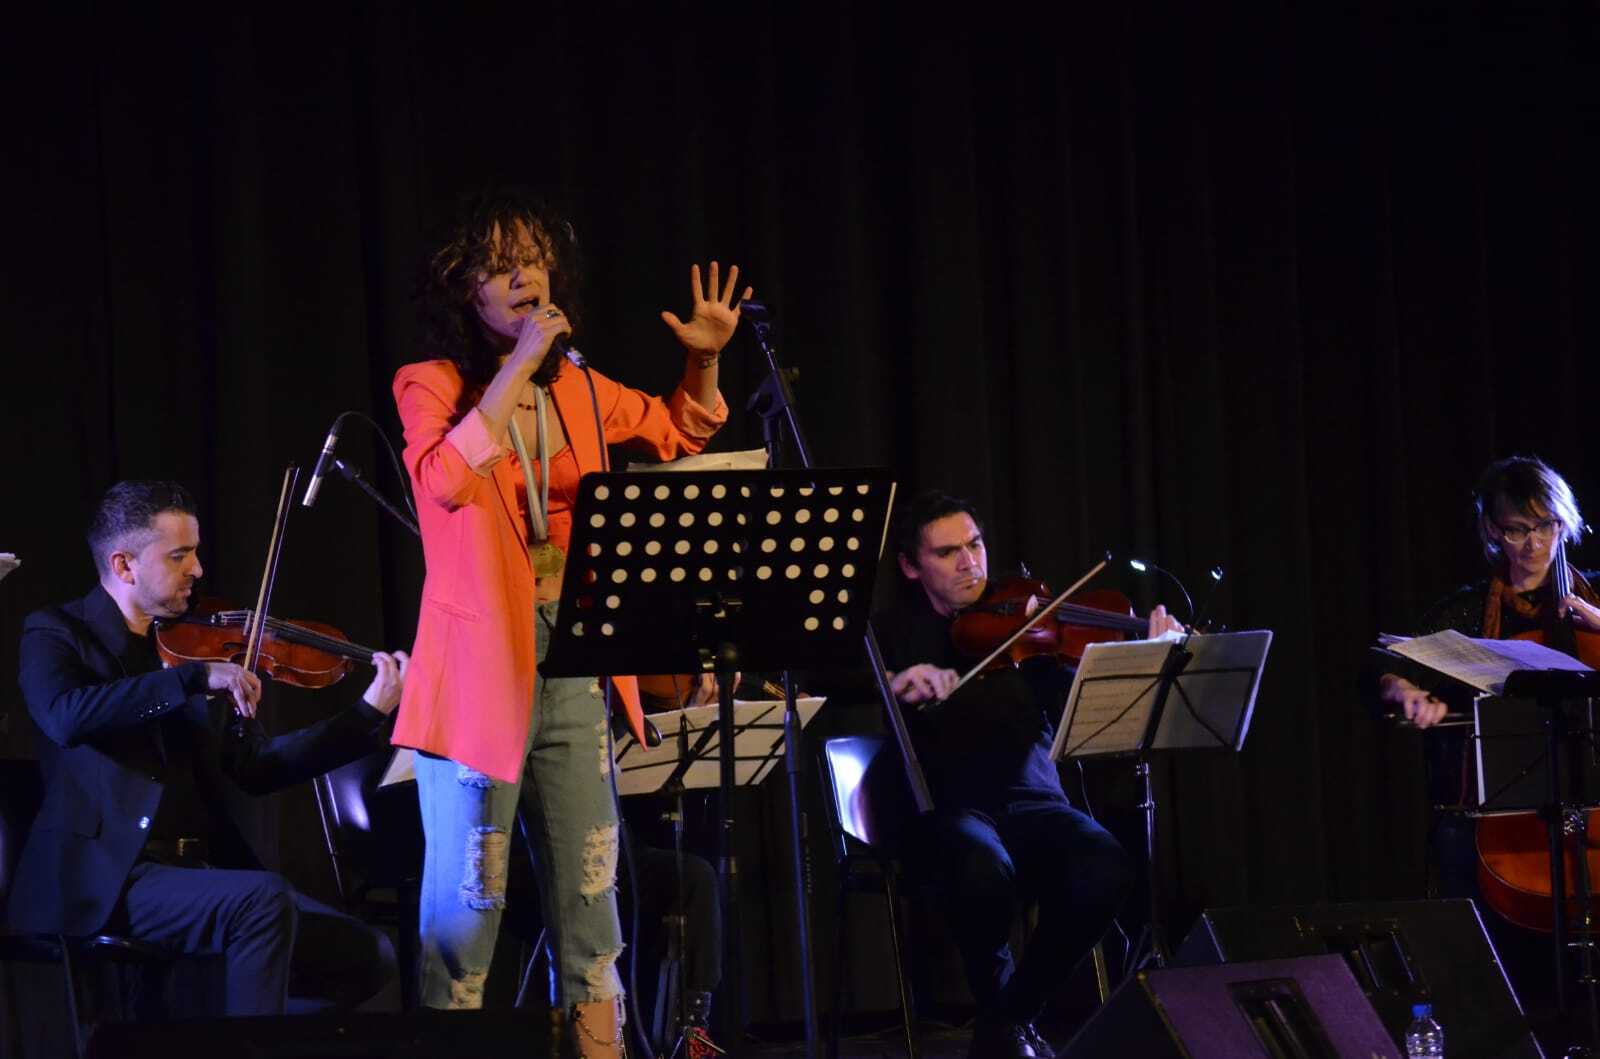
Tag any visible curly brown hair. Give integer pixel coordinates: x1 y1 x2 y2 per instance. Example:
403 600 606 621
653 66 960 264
415 186 585 392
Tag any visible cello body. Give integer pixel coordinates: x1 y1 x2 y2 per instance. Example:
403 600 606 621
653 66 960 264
1473 564 1600 931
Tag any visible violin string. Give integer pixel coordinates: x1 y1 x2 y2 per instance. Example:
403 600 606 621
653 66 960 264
221 611 376 663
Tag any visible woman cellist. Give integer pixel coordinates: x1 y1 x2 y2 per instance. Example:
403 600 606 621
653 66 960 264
1379 455 1600 1025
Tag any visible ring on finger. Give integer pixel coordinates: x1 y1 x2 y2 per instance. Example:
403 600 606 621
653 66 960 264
544 307 561 319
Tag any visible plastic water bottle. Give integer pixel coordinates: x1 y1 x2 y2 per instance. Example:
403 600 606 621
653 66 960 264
1404 1002 1444 1057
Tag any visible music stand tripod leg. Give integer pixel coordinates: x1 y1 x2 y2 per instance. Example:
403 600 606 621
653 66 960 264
1121 640 1192 977
781 670 821 1058
651 774 691 1056
713 653 742 1049
1558 695 1600 1049
1547 694 1572 1023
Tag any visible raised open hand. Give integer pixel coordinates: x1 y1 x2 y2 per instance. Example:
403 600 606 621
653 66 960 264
659 261 754 359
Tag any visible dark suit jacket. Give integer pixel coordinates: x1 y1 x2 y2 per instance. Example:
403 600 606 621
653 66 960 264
6 585 391 935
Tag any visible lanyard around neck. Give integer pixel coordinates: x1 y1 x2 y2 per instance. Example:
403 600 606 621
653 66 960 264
506 385 551 543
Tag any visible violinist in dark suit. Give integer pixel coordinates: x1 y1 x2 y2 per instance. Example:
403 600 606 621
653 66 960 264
874 491 1183 1059
7 480 407 1015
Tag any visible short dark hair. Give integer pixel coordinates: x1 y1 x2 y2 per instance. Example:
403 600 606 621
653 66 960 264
87 480 197 574
414 185 585 392
894 490 985 572
1473 456 1586 565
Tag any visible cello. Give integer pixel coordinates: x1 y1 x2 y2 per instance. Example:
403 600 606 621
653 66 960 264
1475 538 1600 930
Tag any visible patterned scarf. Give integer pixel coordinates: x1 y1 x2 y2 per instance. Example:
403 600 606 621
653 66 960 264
1481 560 1600 648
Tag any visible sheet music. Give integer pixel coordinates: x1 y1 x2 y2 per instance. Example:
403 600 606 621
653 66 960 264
1049 640 1175 759
1384 628 1592 695
381 694 826 789
613 696 825 795
626 448 769 473
1051 631 1272 759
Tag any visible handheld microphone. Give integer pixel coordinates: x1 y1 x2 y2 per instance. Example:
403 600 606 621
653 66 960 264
301 416 344 508
552 336 587 369
738 298 769 320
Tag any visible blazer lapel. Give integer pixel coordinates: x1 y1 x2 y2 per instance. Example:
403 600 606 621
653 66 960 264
551 371 601 476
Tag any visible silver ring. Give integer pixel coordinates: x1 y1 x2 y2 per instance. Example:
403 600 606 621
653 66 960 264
544 307 561 319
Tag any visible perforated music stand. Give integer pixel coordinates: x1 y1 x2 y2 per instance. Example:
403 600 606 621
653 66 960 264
612 697 824 1052
1052 631 1272 971
541 466 894 1040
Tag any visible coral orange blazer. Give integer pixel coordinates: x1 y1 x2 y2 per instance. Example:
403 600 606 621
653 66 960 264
391 358 727 783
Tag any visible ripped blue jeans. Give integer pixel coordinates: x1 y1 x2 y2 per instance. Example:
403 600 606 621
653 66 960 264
414 603 624 1010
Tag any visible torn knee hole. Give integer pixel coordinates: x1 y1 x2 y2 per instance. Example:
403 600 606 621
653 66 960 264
581 948 625 1001
579 823 619 901
446 971 488 1009
460 826 509 910
455 764 495 788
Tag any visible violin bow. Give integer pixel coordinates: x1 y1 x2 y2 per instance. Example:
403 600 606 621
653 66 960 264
929 557 1108 708
240 466 301 682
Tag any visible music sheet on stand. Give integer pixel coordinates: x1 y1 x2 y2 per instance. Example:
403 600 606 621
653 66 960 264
626 448 769 473
613 696 825 796
1050 631 1270 759
1049 640 1177 759
1383 628 1592 695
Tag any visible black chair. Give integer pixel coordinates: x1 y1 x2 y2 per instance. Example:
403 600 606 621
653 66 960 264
313 749 549 1011
817 735 919 1059
0 759 179 1058
310 746 425 1009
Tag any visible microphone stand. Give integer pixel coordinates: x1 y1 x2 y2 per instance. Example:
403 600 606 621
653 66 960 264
741 303 820 1059
333 457 420 537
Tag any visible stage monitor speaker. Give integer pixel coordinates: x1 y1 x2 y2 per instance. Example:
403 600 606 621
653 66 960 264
1176 899 1541 1059
1059 954 1397 1058
85 1007 555 1058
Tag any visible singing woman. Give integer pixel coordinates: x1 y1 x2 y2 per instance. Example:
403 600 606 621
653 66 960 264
393 187 750 1057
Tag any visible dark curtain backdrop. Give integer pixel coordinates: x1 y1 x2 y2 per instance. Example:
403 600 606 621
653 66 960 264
3 0 1597 1025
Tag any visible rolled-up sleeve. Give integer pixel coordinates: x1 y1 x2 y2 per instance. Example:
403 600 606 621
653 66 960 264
445 407 508 474
395 364 509 509
665 388 729 444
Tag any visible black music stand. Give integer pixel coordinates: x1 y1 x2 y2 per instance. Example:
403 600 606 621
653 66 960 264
611 698 824 1054
1501 667 1600 1050
541 467 893 1048
1052 630 1271 972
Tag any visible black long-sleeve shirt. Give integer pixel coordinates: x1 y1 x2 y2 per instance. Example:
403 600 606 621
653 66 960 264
874 594 1070 812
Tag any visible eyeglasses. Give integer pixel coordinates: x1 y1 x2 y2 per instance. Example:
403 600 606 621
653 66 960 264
1493 518 1562 546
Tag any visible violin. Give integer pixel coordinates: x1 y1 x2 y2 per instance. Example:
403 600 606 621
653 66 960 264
158 465 374 702
156 598 377 690
949 572 1151 674
922 558 1169 707
1476 538 1600 931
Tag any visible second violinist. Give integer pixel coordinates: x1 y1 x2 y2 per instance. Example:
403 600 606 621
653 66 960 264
872 491 1184 1059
